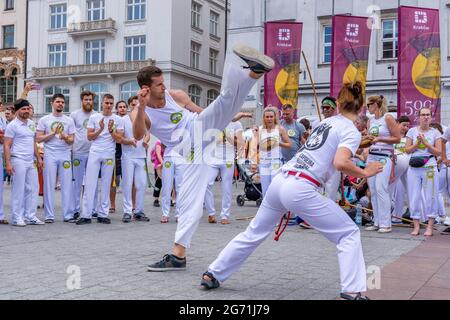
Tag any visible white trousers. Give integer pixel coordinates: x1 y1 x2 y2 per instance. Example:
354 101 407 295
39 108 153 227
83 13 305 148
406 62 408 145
0 153 4 220
204 163 235 219
174 65 257 248
43 151 73 220
438 167 450 217
259 161 281 197
207 173 367 293
121 157 147 214
390 154 410 218
81 152 115 219
72 154 99 215
324 170 341 201
407 166 439 220
367 154 393 228
161 156 183 218
11 158 39 223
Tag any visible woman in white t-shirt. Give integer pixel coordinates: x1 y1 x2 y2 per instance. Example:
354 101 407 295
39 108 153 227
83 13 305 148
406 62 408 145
252 107 291 197
405 107 442 236
365 95 401 233
201 82 383 300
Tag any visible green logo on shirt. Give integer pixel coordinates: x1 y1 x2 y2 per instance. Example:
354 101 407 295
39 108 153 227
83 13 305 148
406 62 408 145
164 161 172 169
106 159 114 166
418 138 431 150
369 126 379 137
63 161 71 169
83 119 89 129
170 112 183 124
51 121 64 134
287 129 295 137
28 124 36 132
73 159 81 167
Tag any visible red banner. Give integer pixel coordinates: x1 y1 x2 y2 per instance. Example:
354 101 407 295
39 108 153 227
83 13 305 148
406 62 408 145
330 15 372 101
264 21 303 109
398 6 441 125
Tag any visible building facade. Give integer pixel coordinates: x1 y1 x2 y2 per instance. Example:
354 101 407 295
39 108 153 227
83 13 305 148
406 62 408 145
27 0 226 115
0 0 27 105
229 0 450 124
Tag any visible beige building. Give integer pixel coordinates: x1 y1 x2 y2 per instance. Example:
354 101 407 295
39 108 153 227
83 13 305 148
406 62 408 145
0 0 27 105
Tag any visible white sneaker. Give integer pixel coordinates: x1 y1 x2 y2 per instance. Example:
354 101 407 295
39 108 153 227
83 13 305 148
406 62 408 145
365 226 379 231
378 227 392 233
233 44 275 73
12 220 26 227
26 218 45 225
444 217 450 226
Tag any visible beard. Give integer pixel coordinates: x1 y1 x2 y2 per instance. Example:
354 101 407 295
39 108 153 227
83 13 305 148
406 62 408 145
82 104 93 112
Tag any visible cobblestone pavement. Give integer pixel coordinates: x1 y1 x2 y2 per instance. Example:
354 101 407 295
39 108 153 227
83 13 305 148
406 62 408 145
0 181 425 300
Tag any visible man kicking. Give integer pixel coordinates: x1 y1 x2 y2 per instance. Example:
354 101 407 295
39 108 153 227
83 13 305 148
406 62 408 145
133 45 274 271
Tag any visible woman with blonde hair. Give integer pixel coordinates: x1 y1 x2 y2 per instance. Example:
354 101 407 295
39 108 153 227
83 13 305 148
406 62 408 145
251 106 291 197
365 95 400 233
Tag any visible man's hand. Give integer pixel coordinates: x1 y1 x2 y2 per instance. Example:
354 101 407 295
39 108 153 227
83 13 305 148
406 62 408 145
5 162 14 176
364 161 384 178
138 87 151 110
108 119 115 133
99 118 105 131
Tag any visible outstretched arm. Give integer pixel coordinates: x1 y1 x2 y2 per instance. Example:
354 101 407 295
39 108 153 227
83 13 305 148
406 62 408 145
169 89 203 113
133 88 152 140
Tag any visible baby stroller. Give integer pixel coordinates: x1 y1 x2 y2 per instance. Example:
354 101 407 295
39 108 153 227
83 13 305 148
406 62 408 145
236 159 263 207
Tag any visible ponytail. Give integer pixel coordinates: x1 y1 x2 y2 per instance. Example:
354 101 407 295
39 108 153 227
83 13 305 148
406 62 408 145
337 81 364 115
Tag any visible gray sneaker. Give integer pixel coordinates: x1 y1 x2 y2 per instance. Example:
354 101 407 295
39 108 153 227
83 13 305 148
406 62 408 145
147 254 186 272
233 44 275 74
26 218 45 225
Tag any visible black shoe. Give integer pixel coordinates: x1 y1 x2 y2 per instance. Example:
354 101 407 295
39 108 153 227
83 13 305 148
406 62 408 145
73 212 80 220
64 218 77 223
134 212 150 222
44 219 54 224
200 271 220 290
97 217 111 224
92 213 98 218
440 227 450 235
170 200 175 207
147 254 186 272
233 44 275 74
340 292 370 300
122 213 132 223
153 199 160 207
76 218 92 225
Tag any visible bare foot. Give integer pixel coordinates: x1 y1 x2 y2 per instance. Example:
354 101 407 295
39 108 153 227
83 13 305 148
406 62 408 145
410 229 420 236
424 228 433 237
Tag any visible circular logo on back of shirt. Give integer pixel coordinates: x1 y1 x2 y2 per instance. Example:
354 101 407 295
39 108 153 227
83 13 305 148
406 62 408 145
63 161 71 169
83 119 89 129
106 159 114 166
369 126 380 137
28 124 36 133
164 161 172 169
287 129 295 137
170 112 183 124
73 159 81 167
301 123 332 151
51 121 64 134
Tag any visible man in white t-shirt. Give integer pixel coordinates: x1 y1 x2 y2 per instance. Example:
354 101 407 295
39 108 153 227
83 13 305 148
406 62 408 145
37 94 76 223
4 100 44 226
70 90 98 219
77 94 124 225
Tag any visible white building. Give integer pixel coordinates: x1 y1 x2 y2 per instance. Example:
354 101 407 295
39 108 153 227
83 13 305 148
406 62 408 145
229 0 450 124
27 0 226 115
0 0 27 105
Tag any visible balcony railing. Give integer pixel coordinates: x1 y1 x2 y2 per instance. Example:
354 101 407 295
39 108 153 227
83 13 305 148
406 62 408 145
68 18 117 36
32 59 155 78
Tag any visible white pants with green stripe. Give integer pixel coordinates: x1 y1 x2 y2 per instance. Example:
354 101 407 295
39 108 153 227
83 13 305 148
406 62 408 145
407 166 439 220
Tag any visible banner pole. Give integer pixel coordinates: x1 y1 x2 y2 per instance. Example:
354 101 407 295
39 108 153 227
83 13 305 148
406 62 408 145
302 50 322 121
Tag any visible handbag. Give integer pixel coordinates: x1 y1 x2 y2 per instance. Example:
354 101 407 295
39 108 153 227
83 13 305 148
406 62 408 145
409 155 432 168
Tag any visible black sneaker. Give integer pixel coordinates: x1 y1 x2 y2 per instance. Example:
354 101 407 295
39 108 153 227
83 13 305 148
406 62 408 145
233 44 275 74
76 218 92 225
73 212 80 220
200 271 220 290
92 212 98 218
153 199 160 207
44 219 54 224
440 227 450 235
170 200 175 207
147 254 186 272
64 218 77 223
134 212 150 222
97 217 111 224
122 213 132 223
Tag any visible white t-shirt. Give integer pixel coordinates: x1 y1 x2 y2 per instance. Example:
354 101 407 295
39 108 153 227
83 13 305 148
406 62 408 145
87 113 124 155
37 114 75 154
71 109 97 155
0 117 7 154
5 118 37 162
122 114 147 159
406 126 441 165
284 114 361 185
369 114 394 150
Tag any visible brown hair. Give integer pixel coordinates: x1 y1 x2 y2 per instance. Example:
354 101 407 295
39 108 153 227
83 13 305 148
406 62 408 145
367 95 388 115
137 66 163 88
102 93 114 101
337 81 364 114
80 90 95 100
262 106 280 128
430 122 443 134
128 95 138 105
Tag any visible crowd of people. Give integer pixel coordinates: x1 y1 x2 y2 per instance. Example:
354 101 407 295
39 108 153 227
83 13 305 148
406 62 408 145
1 44 449 300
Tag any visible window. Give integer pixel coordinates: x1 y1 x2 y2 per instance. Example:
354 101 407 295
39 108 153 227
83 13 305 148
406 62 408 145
125 36 146 61
50 4 67 29
322 25 332 63
190 41 201 69
209 48 218 75
48 43 67 67
127 0 146 21
2 25 14 48
0 68 17 104
87 0 105 21
382 19 398 59
81 83 108 111
207 89 219 106
85 39 105 64
5 0 14 10
188 85 202 106
191 1 201 29
44 86 70 113
209 11 219 36
120 81 139 101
